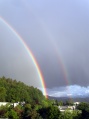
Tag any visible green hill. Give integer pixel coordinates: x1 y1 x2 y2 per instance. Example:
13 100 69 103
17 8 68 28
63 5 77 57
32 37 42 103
0 76 45 105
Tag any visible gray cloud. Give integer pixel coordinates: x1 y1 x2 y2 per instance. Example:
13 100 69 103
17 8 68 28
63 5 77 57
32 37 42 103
47 85 89 97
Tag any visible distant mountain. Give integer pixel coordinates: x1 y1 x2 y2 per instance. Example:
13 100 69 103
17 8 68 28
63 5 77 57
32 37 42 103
48 95 89 102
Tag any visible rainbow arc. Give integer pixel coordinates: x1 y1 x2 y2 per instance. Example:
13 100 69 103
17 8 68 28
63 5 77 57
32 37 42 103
0 17 47 98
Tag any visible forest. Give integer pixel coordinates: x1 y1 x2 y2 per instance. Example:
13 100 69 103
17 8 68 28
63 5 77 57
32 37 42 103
0 77 89 119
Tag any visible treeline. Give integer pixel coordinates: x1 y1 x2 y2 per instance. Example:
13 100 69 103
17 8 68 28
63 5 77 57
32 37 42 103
0 76 60 118
0 104 60 119
1 102 89 119
0 76 45 105
0 77 89 119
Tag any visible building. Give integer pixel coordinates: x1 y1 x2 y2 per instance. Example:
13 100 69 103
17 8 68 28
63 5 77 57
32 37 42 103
0 102 19 107
74 102 80 105
58 105 76 112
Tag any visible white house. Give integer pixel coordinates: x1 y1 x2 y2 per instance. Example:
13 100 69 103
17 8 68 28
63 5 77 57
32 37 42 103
0 102 19 107
74 102 80 105
58 105 76 112
0 102 8 107
58 106 68 112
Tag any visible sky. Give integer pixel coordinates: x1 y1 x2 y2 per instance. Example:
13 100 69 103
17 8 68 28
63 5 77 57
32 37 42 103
0 0 89 97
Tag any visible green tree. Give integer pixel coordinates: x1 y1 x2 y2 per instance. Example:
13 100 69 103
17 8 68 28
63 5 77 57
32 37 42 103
0 105 8 118
55 100 59 106
65 100 73 106
5 109 19 119
29 109 42 119
59 110 73 119
14 105 23 119
59 110 81 119
77 102 89 119
0 77 45 104
23 104 32 118
0 87 6 101
46 106 60 119
39 106 60 119
59 101 63 106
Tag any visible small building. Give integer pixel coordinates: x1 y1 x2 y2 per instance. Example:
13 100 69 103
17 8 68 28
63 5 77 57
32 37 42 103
68 106 76 110
58 105 76 112
0 102 8 107
13 102 19 107
74 102 80 106
58 106 68 112
0 102 19 107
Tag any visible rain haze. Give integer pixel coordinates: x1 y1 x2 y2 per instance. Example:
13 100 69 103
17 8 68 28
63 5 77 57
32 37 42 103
0 0 89 97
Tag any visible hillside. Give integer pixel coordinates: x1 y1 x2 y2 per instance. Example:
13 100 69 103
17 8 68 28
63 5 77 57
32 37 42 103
0 76 45 105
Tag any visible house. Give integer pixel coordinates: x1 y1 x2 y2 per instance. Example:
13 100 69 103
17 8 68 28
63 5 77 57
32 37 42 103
74 102 80 106
58 106 68 112
0 102 8 107
68 106 76 110
0 102 19 107
58 105 76 112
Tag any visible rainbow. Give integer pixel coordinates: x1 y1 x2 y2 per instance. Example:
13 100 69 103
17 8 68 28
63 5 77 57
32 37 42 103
33 18 72 97
0 17 47 98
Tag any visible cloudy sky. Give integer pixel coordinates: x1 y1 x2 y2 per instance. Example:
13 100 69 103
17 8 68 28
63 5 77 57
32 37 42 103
0 0 89 97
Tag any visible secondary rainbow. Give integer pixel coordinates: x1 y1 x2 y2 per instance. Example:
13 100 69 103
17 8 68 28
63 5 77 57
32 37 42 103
0 17 47 98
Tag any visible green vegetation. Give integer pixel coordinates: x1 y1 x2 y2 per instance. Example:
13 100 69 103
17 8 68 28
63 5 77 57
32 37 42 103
77 102 89 119
59 110 81 119
0 76 45 104
0 76 88 119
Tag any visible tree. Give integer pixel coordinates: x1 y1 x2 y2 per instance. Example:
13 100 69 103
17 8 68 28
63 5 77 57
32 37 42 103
65 100 73 106
14 105 23 119
0 77 45 104
59 110 81 119
46 106 60 119
23 104 32 118
0 87 6 101
77 102 89 119
29 109 42 119
39 106 60 119
0 105 8 118
5 109 19 119
55 100 59 106
59 101 63 106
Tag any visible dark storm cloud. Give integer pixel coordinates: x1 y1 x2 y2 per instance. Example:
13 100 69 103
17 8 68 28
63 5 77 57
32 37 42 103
0 0 89 93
